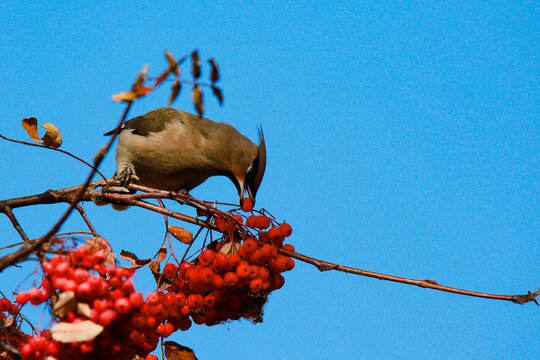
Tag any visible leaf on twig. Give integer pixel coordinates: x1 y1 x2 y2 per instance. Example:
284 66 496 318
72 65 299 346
168 79 181 105
191 50 201 79
52 291 76 318
154 69 171 88
133 84 153 97
165 50 180 76
211 85 223 105
112 90 138 102
112 64 150 102
133 64 148 87
168 226 194 244
192 85 204 116
51 321 104 343
208 58 219 83
41 123 62 148
21 117 41 144
164 341 198 360
120 250 151 268
85 238 115 264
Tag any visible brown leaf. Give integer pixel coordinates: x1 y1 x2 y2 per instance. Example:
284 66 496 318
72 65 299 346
77 303 92 318
21 117 42 144
165 50 180 76
192 85 204 116
85 238 115 265
51 321 104 343
211 85 224 105
164 341 198 360
191 50 201 79
120 250 151 268
52 291 76 318
134 64 148 87
168 79 181 105
112 90 138 102
154 69 171 88
168 225 194 244
156 246 167 263
133 84 153 97
208 58 219 83
41 123 62 148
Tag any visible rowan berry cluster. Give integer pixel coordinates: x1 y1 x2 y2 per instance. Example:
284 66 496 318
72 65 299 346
163 213 295 326
0 297 30 360
6 210 295 360
14 240 171 360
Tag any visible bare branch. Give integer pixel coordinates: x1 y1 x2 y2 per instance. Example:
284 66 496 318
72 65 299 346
279 248 540 305
0 134 107 181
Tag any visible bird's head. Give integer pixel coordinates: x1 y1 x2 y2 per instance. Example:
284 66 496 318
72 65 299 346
235 129 266 207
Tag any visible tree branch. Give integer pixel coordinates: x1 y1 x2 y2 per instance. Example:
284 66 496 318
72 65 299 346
279 248 540 305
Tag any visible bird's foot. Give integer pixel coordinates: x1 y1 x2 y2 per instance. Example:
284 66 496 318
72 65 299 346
177 189 192 197
106 164 139 193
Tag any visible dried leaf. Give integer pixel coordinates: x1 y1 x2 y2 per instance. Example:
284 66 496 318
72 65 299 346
192 85 204 116
208 58 219 83
41 123 62 148
156 246 167 263
164 341 198 360
168 225 194 244
191 50 201 79
211 85 223 105
85 238 115 265
134 64 148 87
52 291 76 318
168 79 181 105
77 303 91 318
154 69 171 88
133 84 153 97
3 316 14 328
21 117 42 144
120 250 151 268
165 50 180 76
112 90 138 102
51 321 104 343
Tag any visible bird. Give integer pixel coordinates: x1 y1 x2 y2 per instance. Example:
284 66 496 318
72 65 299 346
104 107 266 206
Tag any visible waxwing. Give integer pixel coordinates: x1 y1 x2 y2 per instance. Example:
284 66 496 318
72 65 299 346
105 107 266 205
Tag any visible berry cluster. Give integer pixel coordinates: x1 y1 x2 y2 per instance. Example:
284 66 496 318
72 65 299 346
0 297 30 360
15 240 171 360
8 209 295 360
163 214 294 326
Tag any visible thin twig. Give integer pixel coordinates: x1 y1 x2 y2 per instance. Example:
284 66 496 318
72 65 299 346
1 206 30 242
0 102 133 272
74 203 98 234
0 134 107 181
279 248 540 305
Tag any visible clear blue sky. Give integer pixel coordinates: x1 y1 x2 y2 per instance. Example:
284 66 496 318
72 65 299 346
0 1 538 359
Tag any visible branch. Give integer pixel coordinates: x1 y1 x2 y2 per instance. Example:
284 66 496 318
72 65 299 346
0 101 133 272
279 248 540 305
0 134 107 181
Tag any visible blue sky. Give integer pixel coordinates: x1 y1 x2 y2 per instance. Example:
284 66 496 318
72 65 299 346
0 1 538 359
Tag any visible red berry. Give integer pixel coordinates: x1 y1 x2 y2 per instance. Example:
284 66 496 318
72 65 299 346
0 298 12 312
223 272 239 286
163 263 178 279
187 294 203 310
157 323 174 338
227 253 241 269
199 267 215 284
146 355 159 360
236 263 250 279
250 278 264 291
241 197 253 212
279 222 293 237
114 297 131 314
98 309 117 326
